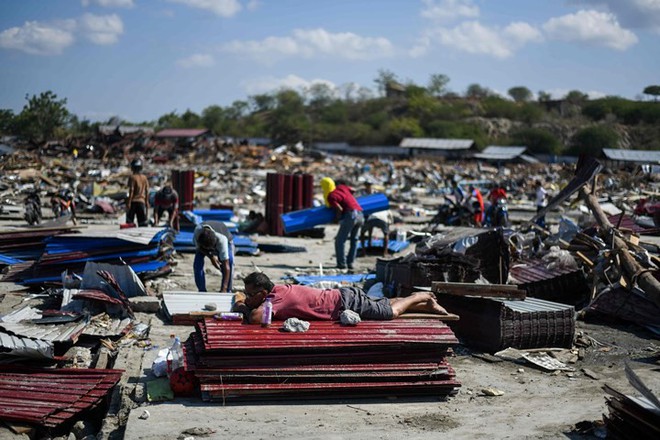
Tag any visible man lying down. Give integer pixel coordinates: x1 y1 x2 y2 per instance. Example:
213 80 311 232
233 271 448 324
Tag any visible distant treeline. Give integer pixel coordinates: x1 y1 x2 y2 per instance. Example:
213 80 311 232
2 74 660 154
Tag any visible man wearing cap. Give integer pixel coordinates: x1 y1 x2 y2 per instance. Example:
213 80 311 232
192 220 235 292
153 185 179 231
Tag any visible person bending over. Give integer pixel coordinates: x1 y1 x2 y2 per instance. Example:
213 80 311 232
234 271 448 324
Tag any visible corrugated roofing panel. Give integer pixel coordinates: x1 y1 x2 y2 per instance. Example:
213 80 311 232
509 258 581 284
162 292 234 315
400 138 474 150
602 149 660 163
482 146 528 155
155 128 209 138
0 320 88 343
0 331 54 360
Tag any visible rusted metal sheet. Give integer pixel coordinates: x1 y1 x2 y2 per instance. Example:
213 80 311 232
185 319 460 401
0 367 123 428
509 257 589 306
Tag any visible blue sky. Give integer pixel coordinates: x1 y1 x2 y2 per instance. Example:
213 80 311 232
1 0 659 123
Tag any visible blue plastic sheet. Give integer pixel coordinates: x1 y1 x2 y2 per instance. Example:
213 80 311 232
281 193 390 234
0 254 23 265
292 273 376 286
356 239 410 253
191 209 234 222
173 231 258 254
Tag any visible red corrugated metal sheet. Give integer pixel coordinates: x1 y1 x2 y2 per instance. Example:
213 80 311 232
0 367 123 428
509 258 581 284
185 319 460 401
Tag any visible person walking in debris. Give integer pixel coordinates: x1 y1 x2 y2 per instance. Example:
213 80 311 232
465 185 485 227
125 158 149 227
360 209 394 257
235 271 448 324
153 185 179 232
193 221 235 292
50 189 78 226
450 179 465 205
535 180 548 229
325 178 364 270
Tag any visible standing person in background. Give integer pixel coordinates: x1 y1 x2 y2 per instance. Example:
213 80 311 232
192 221 235 292
466 185 485 227
320 177 336 207
153 184 179 232
450 179 465 205
360 209 394 257
126 158 149 227
535 180 548 229
326 179 364 270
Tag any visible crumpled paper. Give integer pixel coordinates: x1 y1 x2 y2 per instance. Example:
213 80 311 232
340 310 361 325
282 317 310 332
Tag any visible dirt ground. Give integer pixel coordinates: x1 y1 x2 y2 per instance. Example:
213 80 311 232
1 220 659 440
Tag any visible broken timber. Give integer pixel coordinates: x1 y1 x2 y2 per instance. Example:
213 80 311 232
579 187 660 308
432 281 526 300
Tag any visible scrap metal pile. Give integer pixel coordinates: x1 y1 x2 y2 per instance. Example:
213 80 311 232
183 318 461 401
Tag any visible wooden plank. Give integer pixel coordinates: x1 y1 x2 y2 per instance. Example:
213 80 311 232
397 313 460 321
431 282 526 300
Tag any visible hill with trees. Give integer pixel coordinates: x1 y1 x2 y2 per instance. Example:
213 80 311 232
2 71 659 154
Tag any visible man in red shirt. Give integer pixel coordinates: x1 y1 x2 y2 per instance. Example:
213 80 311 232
326 179 364 270
235 272 448 323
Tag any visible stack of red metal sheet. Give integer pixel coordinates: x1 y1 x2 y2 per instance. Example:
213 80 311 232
0 367 123 429
184 319 460 401
171 169 195 211
265 173 314 236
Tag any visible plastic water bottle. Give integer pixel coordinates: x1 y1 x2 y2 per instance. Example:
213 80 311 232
261 298 273 327
167 334 183 375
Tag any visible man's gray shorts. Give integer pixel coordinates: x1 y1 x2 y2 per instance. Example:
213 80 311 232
339 287 393 320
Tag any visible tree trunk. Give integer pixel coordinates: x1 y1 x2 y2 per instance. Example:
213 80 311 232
579 187 660 308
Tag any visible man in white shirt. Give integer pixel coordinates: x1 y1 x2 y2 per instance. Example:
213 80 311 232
535 180 548 229
192 221 235 292
360 209 394 257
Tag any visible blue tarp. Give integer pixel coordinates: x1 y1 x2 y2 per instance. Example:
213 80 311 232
0 254 23 265
357 239 410 253
173 231 258 254
192 209 234 222
21 260 169 285
281 193 389 234
292 273 376 285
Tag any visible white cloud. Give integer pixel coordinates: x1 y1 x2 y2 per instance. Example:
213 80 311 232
241 74 337 95
223 28 394 61
420 21 541 59
574 0 660 32
420 0 479 23
0 20 75 55
177 53 215 68
79 13 124 45
543 10 638 50
167 0 242 17
81 0 135 8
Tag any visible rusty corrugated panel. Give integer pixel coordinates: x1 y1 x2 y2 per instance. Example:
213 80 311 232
509 258 580 284
185 319 460 401
0 367 123 428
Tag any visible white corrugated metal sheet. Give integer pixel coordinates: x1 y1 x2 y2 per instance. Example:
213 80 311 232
400 138 474 150
602 149 660 163
56 226 166 245
162 291 234 317
0 320 88 343
0 331 54 361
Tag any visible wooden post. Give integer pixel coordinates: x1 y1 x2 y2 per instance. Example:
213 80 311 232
579 187 660 308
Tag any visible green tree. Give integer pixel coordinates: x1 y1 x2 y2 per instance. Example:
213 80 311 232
157 111 183 129
568 125 619 156
465 83 492 99
643 85 660 102
0 109 15 134
249 94 276 113
180 109 202 128
537 91 552 102
510 127 562 155
16 91 70 142
508 86 533 103
202 105 227 133
383 117 423 144
427 73 450 96
564 90 588 104
374 69 399 96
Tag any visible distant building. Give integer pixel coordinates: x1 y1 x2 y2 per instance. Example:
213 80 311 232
472 146 539 164
98 125 155 136
155 128 211 143
313 142 407 157
601 148 660 167
400 138 477 159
